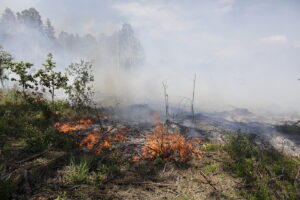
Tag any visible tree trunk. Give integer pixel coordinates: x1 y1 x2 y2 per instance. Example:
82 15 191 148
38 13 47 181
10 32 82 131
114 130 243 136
162 82 169 118
191 74 196 122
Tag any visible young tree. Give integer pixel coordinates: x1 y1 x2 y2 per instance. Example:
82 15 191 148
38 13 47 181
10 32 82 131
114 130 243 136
35 53 68 102
66 60 95 109
9 61 36 96
44 19 55 40
0 46 13 88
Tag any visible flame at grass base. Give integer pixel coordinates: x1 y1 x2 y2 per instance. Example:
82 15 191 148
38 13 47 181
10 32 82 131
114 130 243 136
54 120 92 133
139 122 203 162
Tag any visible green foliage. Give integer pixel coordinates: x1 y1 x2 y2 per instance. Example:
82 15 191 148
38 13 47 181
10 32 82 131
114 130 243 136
24 125 74 153
0 46 13 88
204 162 219 174
66 60 95 109
35 53 68 102
64 156 92 184
224 132 300 200
202 143 223 152
55 192 68 200
97 162 120 177
154 156 165 166
9 61 36 95
0 90 75 151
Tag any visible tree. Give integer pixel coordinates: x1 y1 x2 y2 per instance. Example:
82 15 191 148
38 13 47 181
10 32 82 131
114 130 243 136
117 23 144 70
35 53 68 102
1 8 16 24
17 8 42 29
0 46 13 88
66 60 95 109
44 18 55 40
9 61 36 96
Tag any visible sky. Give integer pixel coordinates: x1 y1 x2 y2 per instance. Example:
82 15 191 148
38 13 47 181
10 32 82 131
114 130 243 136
1 0 300 115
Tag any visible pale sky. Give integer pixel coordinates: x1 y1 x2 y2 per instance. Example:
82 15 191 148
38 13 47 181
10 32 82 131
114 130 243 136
1 0 300 114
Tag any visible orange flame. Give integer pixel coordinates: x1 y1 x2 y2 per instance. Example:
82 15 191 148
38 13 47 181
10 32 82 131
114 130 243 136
79 129 101 149
138 115 203 162
55 119 127 155
54 120 92 133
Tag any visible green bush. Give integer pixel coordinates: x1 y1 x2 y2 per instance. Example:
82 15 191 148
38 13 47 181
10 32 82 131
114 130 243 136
63 156 92 184
202 143 223 152
224 132 300 200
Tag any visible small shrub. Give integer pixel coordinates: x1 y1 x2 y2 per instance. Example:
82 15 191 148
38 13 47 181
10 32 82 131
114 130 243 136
24 124 48 152
202 143 223 152
64 156 91 184
204 162 219 174
55 192 68 200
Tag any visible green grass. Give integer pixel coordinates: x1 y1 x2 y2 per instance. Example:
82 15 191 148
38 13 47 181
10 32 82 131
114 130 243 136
0 89 79 199
204 162 219 174
0 90 76 152
55 192 69 200
224 132 300 200
63 156 92 184
63 153 121 186
202 143 223 152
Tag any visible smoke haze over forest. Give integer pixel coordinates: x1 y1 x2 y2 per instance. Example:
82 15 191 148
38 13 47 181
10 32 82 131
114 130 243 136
1 0 300 116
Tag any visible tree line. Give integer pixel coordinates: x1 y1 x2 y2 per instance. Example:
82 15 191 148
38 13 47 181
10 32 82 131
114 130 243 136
0 7 144 70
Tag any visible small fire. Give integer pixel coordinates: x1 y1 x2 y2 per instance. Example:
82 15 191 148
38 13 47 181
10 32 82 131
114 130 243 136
93 129 127 155
79 129 101 149
138 114 203 161
54 120 92 133
78 119 92 126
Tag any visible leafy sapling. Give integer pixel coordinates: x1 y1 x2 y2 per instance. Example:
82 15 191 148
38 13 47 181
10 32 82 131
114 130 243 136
9 61 36 96
66 60 95 109
35 53 68 102
0 46 13 88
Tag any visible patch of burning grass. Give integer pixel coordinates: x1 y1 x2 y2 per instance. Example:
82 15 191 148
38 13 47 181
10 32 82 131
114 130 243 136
138 120 203 162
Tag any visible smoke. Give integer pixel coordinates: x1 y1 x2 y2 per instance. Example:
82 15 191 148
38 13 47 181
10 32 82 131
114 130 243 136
1 0 300 118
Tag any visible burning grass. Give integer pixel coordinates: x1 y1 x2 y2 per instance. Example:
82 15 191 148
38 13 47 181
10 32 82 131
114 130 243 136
139 121 203 162
54 120 92 133
55 120 128 155
55 115 203 162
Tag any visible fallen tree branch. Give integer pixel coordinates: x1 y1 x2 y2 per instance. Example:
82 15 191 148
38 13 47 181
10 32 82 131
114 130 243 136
16 148 52 165
113 180 176 188
199 170 218 191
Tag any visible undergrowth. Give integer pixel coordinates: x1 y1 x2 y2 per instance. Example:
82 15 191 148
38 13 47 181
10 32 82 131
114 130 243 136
0 90 79 199
224 132 300 200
